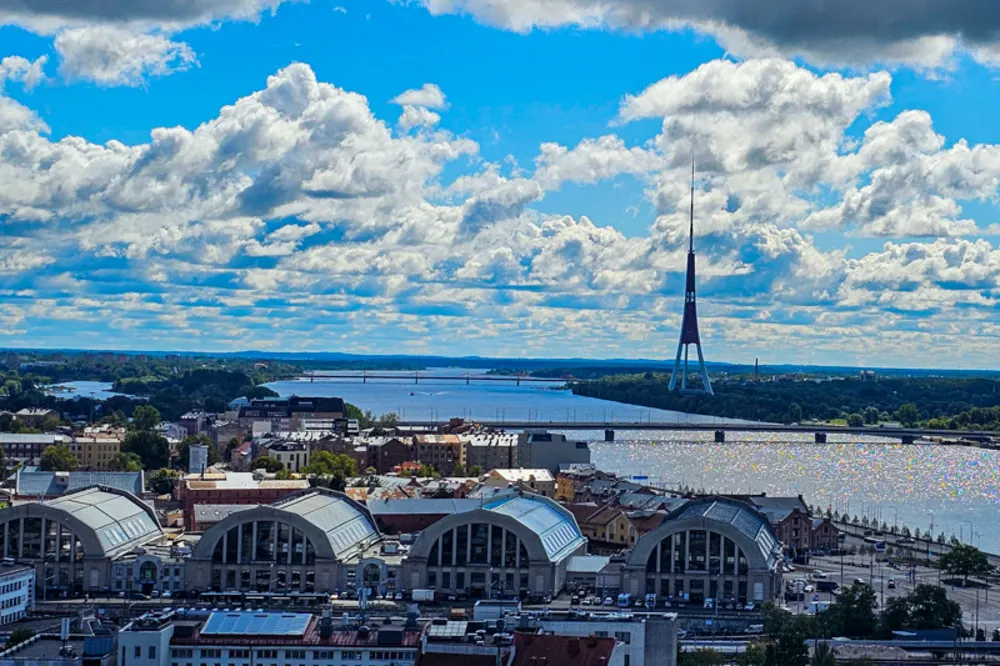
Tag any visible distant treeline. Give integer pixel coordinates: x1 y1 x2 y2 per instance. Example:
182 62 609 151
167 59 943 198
1 355 302 423
570 374 1000 427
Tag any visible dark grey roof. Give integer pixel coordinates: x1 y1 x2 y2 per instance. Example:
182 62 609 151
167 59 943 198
747 496 808 513
367 499 482 515
16 470 143 497
672 497 780 568
45 486 161 556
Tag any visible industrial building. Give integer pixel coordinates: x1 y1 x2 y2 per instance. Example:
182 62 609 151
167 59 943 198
404 494 587 598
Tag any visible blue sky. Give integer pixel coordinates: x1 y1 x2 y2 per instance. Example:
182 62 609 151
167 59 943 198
3 0 1000 367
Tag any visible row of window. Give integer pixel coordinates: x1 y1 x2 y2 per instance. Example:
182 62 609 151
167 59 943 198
426 570 529 592
644 531 750 575
0 581 26 595
0 596 26 609
426 525 531 568
171 649 415 661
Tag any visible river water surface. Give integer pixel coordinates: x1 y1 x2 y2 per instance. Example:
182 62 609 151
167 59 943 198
266 370 1000 553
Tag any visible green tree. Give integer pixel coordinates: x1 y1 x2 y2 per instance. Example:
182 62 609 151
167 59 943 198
253 456 284 473
810 643 837 666
5 628 34 648
107 452 143 472
863 406 880 424
147 468 179 495
469 464 483 477
739 642 766 666
938 544 992 586
417 464 438 478
894 403 920 427
39 445 77 471
131 404 161 431
301 451 356 478
906 584 962 630
275 468 293 480
123 430 170 469
787 403 803 424
879 596 912 636
846 413 864 427
762 605 810 666
824 583 877 638
452 464 467 477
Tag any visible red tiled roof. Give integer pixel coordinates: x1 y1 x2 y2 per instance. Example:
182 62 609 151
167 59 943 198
512 632 616 666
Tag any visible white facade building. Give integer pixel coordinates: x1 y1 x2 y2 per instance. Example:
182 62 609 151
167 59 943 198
0 564 34 625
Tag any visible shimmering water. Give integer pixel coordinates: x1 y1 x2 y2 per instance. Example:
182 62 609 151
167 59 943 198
262 370 1000 554
42 380 133 400
591 436 1000 553
265 368 745 424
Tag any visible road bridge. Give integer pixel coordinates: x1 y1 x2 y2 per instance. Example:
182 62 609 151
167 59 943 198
305 371 570 385
395 420 1000 444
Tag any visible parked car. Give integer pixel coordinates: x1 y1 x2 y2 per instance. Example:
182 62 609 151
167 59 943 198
854 578 867 586
887 579 896 589
603 596 614 606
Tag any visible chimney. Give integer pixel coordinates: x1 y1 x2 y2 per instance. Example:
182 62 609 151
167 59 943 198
567 638 580 654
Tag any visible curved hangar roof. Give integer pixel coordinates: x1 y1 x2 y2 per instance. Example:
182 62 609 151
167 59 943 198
408 493 586 565
483 495 585 560
644 497 781 569
192 488 380 561
1 486 161 557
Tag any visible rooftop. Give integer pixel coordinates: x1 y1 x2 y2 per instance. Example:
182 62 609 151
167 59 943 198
171 612 423 647
192 503 255 525
566 555 612 574
488 469 554 483
484 495 585 561
42 486 162 556
367 499 482 516
271 489 380 559
671 497 781 568
511 632 617 666
15 469 143 497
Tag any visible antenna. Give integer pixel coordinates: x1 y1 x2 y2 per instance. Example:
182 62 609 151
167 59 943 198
689 157 695 253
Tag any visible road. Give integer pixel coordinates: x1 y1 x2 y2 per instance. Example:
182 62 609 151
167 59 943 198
798 553 998 631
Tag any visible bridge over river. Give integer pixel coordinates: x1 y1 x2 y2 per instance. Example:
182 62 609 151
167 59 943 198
396 420 1000 444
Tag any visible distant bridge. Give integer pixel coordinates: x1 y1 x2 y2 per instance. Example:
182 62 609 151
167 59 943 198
305 371 571 385
395 420 1000 444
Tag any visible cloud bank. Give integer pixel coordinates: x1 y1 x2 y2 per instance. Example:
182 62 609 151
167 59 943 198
2 58 1000 365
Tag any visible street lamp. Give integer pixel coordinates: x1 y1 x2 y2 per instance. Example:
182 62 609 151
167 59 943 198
962 520 975 546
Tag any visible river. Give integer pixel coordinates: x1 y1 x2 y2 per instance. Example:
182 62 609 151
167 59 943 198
267 370 1000 553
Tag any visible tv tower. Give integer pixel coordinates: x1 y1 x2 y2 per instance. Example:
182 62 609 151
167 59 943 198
668 160 713 396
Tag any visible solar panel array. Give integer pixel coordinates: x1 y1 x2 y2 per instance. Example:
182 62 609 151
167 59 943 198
201 612 312 636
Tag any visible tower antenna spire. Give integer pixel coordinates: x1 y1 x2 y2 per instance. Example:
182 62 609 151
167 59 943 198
669 155 713 396
689 157 695 253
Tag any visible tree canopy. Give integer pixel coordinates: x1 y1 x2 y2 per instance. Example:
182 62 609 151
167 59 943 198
107 452 143 472
569 374 1000 426
147 468 179 495
938 544 992 585
174 435 220 470
302 451 356 477
131 404 161 431
253 456 284 473
39 445 77 471
123 430 170 469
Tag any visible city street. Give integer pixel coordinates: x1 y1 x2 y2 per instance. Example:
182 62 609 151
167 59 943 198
800 553 999 632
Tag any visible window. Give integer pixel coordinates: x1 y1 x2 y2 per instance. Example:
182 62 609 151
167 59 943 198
614 631 631 645
427 571 436 587
136 646 142 658
285 651 306 659
342 652 362 661
150 647 157 659
257 651 277 659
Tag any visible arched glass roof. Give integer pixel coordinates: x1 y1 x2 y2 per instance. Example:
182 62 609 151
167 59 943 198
43 486 161 556
272 490 379 559
484 495 585 560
